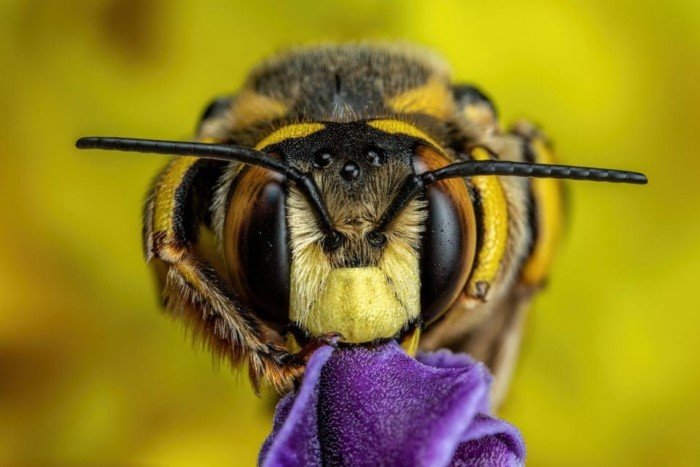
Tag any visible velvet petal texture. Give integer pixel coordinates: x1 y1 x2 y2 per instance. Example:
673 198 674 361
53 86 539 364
259 342 525 467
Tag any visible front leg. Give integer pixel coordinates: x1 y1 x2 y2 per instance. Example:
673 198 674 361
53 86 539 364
144 156 304 393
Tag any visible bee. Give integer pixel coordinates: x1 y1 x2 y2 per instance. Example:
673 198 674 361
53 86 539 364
76 44 646 404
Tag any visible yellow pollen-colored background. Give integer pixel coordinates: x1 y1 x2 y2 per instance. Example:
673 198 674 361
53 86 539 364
0 1 698 465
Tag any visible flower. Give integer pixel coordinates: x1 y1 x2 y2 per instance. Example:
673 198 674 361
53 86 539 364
259 342 525 466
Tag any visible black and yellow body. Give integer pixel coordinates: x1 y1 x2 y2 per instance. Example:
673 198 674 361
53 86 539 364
77 44 646 404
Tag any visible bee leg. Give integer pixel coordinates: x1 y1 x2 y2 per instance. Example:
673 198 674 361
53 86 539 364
481 121 565 406
144 157 297 393
280 332 342 366
509 120 567 288
433 119 565 408
275 333 341 392
449 288 533 409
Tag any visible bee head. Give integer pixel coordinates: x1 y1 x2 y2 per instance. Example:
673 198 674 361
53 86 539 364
222 120 478 347
77 121 646 349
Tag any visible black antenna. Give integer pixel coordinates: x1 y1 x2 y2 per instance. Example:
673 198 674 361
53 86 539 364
429 160 648 184
374 158 647 233
75 137 336 236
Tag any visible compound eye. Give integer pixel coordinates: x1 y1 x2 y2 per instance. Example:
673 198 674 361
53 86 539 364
414 146 477 324
223 166 290 326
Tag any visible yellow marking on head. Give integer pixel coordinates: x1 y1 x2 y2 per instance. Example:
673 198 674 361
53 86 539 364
230 90 288 129
153 158 199 234
401 327 421 356
466 147 509 300
387 78 454 120
255 123 326 150
299 267 410 343
368 119 443 152
288 231 421 343
521 137 564 285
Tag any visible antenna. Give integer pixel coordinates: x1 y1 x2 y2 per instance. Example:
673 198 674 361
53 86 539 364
374 157 647 233
76 136 337 236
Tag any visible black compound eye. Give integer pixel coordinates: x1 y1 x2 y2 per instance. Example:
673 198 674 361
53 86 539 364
313 150 333 168
223 167 290 326
413 147 477 325
366 148 386 167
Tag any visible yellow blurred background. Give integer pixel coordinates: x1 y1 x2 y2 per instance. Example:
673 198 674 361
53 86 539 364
1 1 699 465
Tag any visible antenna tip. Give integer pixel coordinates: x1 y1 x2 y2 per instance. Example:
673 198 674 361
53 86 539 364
75 137 96 149
633 172 648 184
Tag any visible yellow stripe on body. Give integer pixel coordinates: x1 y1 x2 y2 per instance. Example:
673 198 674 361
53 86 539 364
255 123 326 151
466 147 509 300
368 119 444 153
230 90 289 129
386 78 454 120
521 137 564 286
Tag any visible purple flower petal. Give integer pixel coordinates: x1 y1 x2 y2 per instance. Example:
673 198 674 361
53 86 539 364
260 342 525 466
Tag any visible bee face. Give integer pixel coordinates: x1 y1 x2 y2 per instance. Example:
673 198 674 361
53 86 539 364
222 120 476 343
